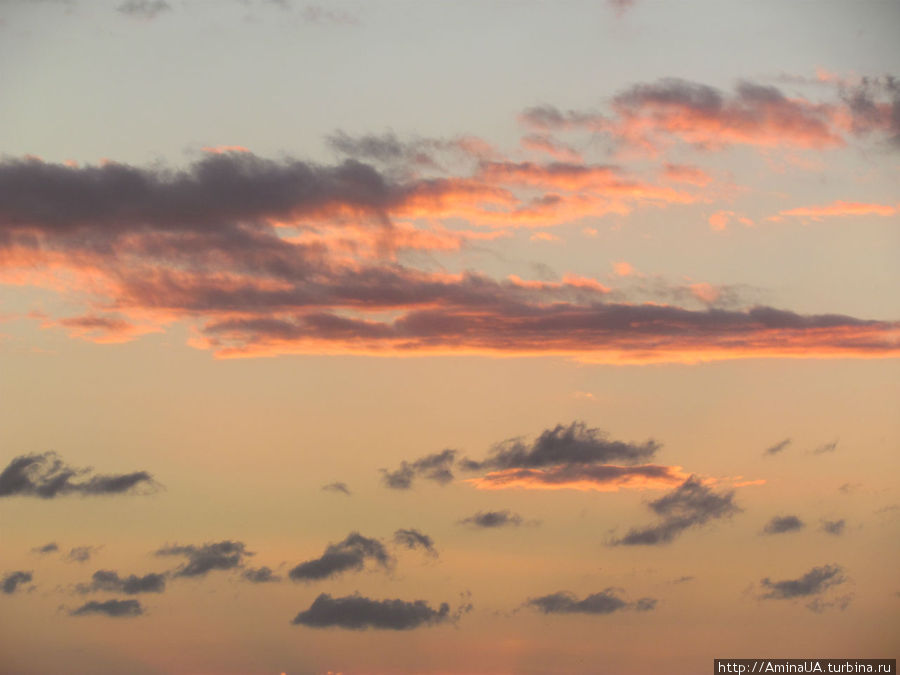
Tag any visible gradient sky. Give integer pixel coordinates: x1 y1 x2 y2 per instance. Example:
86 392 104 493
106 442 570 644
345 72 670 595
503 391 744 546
1 1 899 674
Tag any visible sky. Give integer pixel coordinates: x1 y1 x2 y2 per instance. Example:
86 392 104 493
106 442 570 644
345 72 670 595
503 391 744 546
0 1 898 673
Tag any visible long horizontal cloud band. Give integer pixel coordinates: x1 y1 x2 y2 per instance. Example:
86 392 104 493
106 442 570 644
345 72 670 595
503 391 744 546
1 154 897 362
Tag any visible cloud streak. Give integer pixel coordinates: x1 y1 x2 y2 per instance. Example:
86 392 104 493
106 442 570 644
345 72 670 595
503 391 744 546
76 570 166 594
526 589 656 615
70 599 144 618
155 541 251 577
0 452 158 499
288 533 392 581
611 476 740 545
2 571 32 594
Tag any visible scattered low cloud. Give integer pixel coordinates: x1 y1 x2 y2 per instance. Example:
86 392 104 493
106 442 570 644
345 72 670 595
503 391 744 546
0 452 158 499
813 441 838 455
764 438 792 456
381 449 457 490
462 422 659 472
2 571 32 594
155 541 251 577
76 570 165 595
301 4 359 26
821 519 846 536
526 588 656 615
242 566 281 583
292 593 451 630
31 542 59 555
762 515 805 535
611 476 740 545
70 598 144 618
288 533 392 581
759 564 848 611
393 529 438 557
459 510 523 529
65 546 100 564
322 481 351 496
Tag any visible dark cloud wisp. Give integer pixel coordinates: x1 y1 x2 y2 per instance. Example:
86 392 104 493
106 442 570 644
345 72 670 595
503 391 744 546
77 570 165 595
381 449 457 490
762 515 805 535
155 541 251 577
393 529 438 557
0 452 157 499
70 598 144 618
526 588 655 615
611 476 740 545
288 533 392 581
459 510 523 529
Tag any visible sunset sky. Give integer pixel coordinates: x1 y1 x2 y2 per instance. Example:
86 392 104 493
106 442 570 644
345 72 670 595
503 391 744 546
1 1 898 673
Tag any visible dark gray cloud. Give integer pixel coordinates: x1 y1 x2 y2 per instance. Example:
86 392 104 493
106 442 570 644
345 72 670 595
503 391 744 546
155 541 251 577
31 542 58 554
70 598 144 618
821 519 846 536
77 570 165 594
762 515 805 535
764 438 791 456
0 452 157 499
65 546 100 564
322 481 351 495
288 533 392 581
760 564 846 600
461 422 659 472
459 510 523 529
813 441 838 455
381 449 457 490
328 131 431 166
292 593 451 630
116 0 171 19
526 589 655 615
612 476 740 546
2 571 32 594
393 529 437 557
839 75 900 148
242 566 280 583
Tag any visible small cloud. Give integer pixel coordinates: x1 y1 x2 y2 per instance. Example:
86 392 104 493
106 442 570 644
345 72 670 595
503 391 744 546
525 588 655 615
31 542 59 555
116 0 171 20
76 570 165 595
0 452 158 499
2 571 32 594
291 593 451 630
288 533 392 582
70 598 144 618
459 510 523 529
613 261 635 277
611 476 740 546
530 232 561 243
813 441 838 455
393 529 437 557
322 481 351 496
242 566 281 583
759 564 848 611
671 575 695 584
762 515 805 535
821 519 845 536
764 438 792 456
381 449 457 490
155 541 251 577
65 546 100 564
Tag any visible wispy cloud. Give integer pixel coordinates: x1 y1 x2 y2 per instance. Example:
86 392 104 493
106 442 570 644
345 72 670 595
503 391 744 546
459 510 524 529
70 598 144 618
288 533 392 581
611 476 740 545
76 570 165 594
0 452 158 499
2 571 32 594
526 589 656 615
381 450 457 490
762 515 805 535
155 541 251 577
